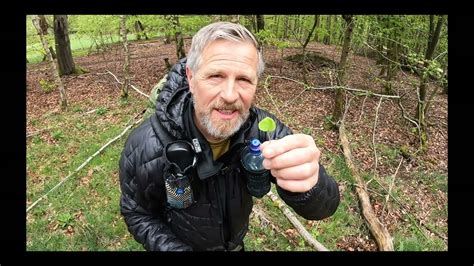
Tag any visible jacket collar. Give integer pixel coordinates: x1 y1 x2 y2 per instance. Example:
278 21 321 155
154 58 258 180
183 99 255 180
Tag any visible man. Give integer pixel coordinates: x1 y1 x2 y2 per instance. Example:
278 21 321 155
119 22 340 251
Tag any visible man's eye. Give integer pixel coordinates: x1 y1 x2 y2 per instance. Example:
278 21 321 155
210 74 222 79
239 78 251 83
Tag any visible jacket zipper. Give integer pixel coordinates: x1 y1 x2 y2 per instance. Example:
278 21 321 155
213 175 226 248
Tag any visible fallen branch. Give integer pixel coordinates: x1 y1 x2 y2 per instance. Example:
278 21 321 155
252 204 300 247
354 172 440 243
85 109 98 115
397 94 423 151
130 84 149 98
372 98 384 177
382 157 403 221
105 70 149 99
339 122 394 251
265 75 400 99
266 191 329 251
358 94 369 123
26 114 144 213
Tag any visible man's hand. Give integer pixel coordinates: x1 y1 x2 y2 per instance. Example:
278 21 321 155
260 134 320 193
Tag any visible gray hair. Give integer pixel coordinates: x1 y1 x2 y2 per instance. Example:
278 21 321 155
187 22 265 77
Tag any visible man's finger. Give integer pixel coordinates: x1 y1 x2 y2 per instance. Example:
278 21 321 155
271 162 318 181
264 147 318 170
259 139 276 150
261 134 313 159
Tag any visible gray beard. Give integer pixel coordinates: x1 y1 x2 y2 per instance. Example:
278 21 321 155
192 97 249 140
200 111 248 140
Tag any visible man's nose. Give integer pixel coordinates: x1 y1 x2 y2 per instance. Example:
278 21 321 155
220 79 239 103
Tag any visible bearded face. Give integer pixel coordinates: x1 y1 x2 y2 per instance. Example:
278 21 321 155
186 39 259 142
192 96 250 140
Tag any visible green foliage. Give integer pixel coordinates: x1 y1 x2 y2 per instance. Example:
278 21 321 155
180 16 213 36
302 127 313 135
96 107 108 116
254 29 277 46
51 130 64 141
323 115 336 130
39 79 56 93
258 117 276 132
72 106 83 113
27 95 146 250
57 212 73 228
376 143 400 162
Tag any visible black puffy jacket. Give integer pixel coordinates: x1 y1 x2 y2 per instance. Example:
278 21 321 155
119 58 340 251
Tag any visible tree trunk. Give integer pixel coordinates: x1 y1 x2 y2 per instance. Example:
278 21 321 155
443 65 448 94
168 15 186 59
416 15 445 148
256 15 265 32
384 32 400 95
323 15 332 45
283 16 289 39
293 15 299 39
120 15 130 98
42 46 56 62
134 20 148 40
296 15 302 40
301 15 319 84
275 15 280 38
302 15 318 50
164 58 172 71
32 15 67 110
333 15 354 123
339 123 394 251
313 15 320 42
53 15 76 76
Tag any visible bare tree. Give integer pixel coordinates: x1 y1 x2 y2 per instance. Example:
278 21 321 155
120 15 130 98
416 15 446 148
312 15 321 42
256 15 265 32
301 15 319 83
333 15 355 123
53 15 77 76
35 15 56 62
323 15 332 45
32 15 67 110
134 19 148 40
165 15 186 60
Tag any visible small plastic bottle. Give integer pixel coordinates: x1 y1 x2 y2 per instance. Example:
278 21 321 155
241 139 271 198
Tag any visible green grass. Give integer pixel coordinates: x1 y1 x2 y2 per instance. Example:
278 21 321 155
27 33 140 64
244 153 369 251
27 95 146 251
27 94 447 251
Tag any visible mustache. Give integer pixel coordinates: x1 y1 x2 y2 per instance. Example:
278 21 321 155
210 100 244 113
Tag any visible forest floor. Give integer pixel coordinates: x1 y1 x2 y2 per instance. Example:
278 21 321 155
26 38 447 251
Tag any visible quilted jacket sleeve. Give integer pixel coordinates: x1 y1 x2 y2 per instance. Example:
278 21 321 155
259 110 340 220
276 164 340 220
119 121 192 251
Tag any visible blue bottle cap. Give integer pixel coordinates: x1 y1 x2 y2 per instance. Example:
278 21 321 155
249 138 261 153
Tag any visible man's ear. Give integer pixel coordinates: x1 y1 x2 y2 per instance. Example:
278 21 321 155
185 66 194 94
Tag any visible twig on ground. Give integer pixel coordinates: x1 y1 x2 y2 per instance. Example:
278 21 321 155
381 157 403 222
104 70 149 99
266 191 329 251
371 98 384 178
26 113 144 213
